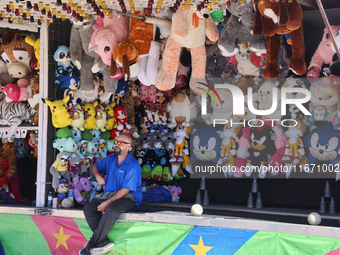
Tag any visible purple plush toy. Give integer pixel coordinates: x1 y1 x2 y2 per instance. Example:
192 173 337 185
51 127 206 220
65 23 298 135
69 174 91 204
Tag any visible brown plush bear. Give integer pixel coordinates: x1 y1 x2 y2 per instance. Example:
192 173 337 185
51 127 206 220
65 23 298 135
253 0 306 78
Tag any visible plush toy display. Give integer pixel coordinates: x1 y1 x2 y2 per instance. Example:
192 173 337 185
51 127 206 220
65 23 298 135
69 173 91 204
281 119 307 165
49 152 71 191
0 32 37 86
53 45 78 86
190 125 221 166
104 101 117 131
59 73 81 101
167 91 191 128
167 185 182 202
306 77 338 126
83 101 97 130
1 83 29 102
217 123 242 169
155 6 219 93
253 0 306 78
27 132 38 158
86 178 102 202
307 26 340 82
0 139 17 178
217 0 266 57
169 124 190 164
70 16 108 99
304 122 340 176
113 105 131 133
0 100 36 142
69 103 85 131
94 101 107 132
56 178 70 207
68 155 87 176
42 95 72 128
235 44 261 77
247 125 275 178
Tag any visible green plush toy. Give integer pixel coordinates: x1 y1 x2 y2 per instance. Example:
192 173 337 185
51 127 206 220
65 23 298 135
151 165 163 181
81 130 93 141
101 131 111 140
162 166 172 182
142 164 151 179
56 127 72 138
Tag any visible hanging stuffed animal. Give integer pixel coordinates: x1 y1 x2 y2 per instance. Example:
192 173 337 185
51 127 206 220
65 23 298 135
1 83 30 102
307 26 340 82
169 124 190 164
69 173 91 205
235 43 261 77
70 16 111 100
50 152 71 191
205 88 233 125
260 45 290 78
53 45 78 86
94 101 107 132
69 103 85 131
155 6 219 94
42 95 73 128
113 105 131 133
253 0 306 78
217 0 266 57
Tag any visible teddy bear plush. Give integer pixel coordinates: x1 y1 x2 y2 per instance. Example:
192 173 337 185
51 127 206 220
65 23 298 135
217 0 266 57
167 90 191 128
155 6 219 94
307 26 340 82
253 0 306 78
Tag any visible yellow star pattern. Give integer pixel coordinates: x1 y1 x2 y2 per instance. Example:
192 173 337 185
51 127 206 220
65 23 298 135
189 236 213 255
52 226 71 250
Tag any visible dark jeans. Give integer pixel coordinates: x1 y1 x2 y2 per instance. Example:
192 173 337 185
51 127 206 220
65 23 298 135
83 198 137 244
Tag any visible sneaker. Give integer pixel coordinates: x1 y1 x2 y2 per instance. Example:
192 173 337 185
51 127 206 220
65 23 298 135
79 241 95 255
90 238 115 255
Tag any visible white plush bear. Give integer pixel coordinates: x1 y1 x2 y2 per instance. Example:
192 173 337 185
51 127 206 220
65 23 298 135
235 44 260 77
257 80 281 120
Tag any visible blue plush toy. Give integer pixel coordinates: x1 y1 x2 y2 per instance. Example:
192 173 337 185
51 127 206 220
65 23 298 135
54 45 78 86
190 125 221 165
14 138 28 158
89 178 102 202
59 73 80 100
304 122 340 176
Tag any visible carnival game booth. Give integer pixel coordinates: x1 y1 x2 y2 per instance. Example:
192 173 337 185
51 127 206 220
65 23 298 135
1 0 340 254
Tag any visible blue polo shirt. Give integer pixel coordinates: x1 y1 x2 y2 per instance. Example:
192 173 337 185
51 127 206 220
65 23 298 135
94 153 142 207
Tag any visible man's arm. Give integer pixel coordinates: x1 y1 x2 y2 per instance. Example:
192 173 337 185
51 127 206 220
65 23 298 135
93 165 106 186
97 188 130 212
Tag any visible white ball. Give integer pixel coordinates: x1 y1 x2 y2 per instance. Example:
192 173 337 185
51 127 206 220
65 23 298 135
191 204 203 216
62 198 73 208
307 212 321 225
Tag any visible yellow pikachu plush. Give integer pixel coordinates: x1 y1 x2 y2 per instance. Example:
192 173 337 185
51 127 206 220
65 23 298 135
104 102 117 131
42 95 72 128
84 102 97 130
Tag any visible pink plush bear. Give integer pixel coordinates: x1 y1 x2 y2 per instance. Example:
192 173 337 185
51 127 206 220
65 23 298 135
1 83 29 102
307 25 340 82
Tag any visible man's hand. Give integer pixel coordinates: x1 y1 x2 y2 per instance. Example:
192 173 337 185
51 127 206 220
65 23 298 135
96 175 106 186
97 200 110 212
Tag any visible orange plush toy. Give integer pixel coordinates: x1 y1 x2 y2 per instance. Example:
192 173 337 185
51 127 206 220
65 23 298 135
155 6 219 94
253 0 306 79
